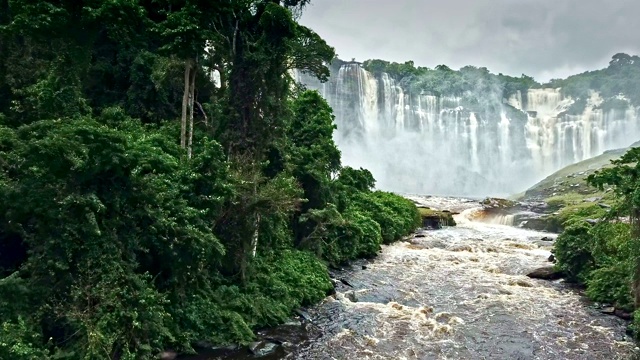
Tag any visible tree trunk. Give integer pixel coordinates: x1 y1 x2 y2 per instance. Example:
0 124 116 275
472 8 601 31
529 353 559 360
180 59 192 150
251 213 260 258
187 61 196 159
632 208 640 307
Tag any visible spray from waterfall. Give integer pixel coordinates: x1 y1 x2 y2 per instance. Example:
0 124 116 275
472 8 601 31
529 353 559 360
294 65 640 197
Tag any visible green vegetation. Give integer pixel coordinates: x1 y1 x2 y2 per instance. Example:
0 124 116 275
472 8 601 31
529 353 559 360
361 53 640 118
360 59 536 119
514 147 629 232
551 147 640 336
0 1 420 359
547 53 640 107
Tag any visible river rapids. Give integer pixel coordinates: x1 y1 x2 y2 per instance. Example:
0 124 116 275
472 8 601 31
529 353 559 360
190 196 639 360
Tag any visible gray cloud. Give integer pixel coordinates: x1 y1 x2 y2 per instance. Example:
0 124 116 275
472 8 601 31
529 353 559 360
300 0 640 81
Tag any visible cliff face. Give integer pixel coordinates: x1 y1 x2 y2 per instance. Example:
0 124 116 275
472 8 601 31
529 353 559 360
294 64 640 197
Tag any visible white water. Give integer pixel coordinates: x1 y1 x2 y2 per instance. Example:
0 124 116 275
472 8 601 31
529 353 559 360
292 197 638 360
295 66 640 197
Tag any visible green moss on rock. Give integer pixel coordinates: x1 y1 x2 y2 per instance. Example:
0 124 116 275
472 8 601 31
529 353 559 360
418 207 456 228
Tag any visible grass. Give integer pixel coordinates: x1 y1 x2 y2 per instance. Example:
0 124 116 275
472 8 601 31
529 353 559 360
523 147 627 201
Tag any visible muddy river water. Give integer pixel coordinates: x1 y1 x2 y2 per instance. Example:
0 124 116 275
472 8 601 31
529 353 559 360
190 196 639 360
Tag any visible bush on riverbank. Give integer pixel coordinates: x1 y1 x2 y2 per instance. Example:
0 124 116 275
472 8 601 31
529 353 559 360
552 147 640 337
554 221 634 311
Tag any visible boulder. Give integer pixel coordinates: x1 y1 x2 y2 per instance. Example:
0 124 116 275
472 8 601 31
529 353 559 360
600 307 615 315
421 215 442 229
249 341 280 357
294 308 313 322
526 266 564 280
343 290 358 302
614 309 633 320
480 197 517 209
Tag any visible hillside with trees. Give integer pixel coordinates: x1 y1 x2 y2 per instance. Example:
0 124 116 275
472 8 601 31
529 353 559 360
361 53 640 113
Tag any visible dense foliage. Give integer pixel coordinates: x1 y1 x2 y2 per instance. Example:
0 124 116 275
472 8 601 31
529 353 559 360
361 53 640 117
547 53 640 107
553 147 640 335
0 1 420 359
361 59 538 101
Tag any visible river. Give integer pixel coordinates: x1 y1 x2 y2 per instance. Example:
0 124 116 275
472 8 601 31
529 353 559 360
189 196 639 360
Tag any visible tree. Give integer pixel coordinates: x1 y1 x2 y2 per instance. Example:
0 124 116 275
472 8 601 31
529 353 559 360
288 25 335 82
287 90 341 244
155 0 233 156
588 147 640 306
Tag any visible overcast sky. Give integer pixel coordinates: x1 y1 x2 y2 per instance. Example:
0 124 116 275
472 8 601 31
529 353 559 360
299 0 640 82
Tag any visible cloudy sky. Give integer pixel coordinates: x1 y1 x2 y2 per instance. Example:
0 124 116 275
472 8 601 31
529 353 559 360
299 0 640 82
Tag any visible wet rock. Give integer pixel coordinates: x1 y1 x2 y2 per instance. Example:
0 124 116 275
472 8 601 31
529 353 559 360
516 213 562 233
526 266 564 280
414 233 427 238
615 309 633 320
193 342 239 352
480 197 517 209
548 254 556 263
249 341 280 357
343 290 358 302
159 351 177 360
422 216 442 229
338 278 354 287
540 236 553 242
294 309 313 322
284 319 303 326
600 307 616 315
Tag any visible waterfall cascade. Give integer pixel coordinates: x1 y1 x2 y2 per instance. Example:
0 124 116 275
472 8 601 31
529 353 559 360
294 65 640 196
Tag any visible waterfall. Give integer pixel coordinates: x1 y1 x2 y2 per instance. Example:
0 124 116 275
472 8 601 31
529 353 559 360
469 113 480 173
294 65 640 196
486 214 516 226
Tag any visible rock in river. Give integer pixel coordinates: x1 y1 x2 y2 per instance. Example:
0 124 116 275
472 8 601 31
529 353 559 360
526 266 564 280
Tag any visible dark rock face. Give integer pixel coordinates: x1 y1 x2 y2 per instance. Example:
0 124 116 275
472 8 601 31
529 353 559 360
422 216 443 229
516 213 562 233
614 309 633 320
526 266 564 280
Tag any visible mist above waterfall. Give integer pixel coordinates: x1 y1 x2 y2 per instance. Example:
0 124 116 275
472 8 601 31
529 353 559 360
295 60 640 197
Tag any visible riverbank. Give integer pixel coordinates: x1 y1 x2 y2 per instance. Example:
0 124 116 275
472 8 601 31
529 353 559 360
186 197 639 359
